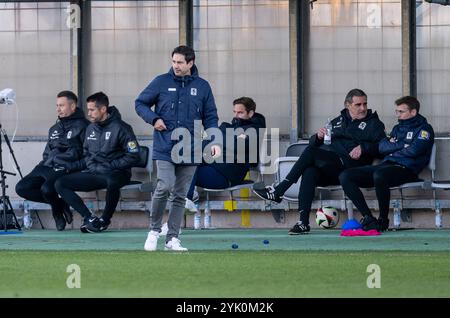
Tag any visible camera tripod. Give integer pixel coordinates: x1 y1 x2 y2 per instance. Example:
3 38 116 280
0 123 21 231
0 124 42 231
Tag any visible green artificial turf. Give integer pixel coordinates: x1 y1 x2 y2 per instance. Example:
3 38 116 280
1 250 449 298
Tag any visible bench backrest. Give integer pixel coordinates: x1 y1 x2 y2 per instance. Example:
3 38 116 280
286 142 308 157
131 145 153 176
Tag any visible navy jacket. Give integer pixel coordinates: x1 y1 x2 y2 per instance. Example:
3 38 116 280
41 107 90 173
135 65 219 163
211 113 266 186
310 109 386 168
82 106 140 176
379 114 434 174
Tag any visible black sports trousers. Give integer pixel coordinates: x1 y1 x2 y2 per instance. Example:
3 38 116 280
339 161 419 219
54 171 130 221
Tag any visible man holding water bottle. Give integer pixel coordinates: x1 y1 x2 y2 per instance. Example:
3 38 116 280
253 89 386 235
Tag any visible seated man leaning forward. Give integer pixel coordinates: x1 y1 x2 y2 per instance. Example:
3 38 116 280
54 92 140 233
339 96 434 232
15 90 89 231
253 88 386 235
185 96 266 210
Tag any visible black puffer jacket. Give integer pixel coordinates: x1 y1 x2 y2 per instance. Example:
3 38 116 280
41 107 90 172
82 106 140 176
211 112 266 186
310 109 386 168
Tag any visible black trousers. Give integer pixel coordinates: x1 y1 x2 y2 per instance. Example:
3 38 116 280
285 146 345 224
15 165 67 215
339 162 419 219
54 171 130 221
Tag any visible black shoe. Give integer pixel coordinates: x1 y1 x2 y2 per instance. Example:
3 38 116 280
288 221 310 235
80 218 89 233
378 218 389 232
52 211 66 231
98 218 111 232
62 202 73 224
80 216 99 233
253 186 283 203
361 215 379 231
85 217 102 233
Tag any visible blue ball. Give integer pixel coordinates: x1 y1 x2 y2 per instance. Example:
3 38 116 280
263 239 269 245
232 243 238 249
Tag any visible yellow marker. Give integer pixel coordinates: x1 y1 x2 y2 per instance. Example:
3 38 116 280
240 172 251 227
241 210 251 227
224 200 237 211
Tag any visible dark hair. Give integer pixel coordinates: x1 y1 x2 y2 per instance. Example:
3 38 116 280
57 90 78 105
395 95 420 113
172 45 195 63
233 96 256 113
86 92 109 108
344 88 367 106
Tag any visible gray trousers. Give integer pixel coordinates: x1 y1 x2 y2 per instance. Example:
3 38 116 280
150 160 196 242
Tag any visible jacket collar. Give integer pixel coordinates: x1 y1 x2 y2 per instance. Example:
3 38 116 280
397 113 426 127
168 64 199 84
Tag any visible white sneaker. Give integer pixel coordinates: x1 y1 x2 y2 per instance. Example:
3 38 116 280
194 213 201 230
164 237 188 251
185 198 199 213
144 230 159 251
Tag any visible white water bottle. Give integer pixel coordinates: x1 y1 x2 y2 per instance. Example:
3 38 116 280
324 118 332 145
23 208 33 229
393 208 401 228
435 209 443 228
204 207 211 229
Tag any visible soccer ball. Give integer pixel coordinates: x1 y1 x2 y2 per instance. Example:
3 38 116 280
315 206 340 229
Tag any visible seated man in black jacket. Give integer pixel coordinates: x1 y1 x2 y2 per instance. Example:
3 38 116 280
339 96 434 232
253 89 386 235
55 92 140 233
15 91 89 231
184 97 266 226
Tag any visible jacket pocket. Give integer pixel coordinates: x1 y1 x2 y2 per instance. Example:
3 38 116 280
157 100 175 118
189 98 203 121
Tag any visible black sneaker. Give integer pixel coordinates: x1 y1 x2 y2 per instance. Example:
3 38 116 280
378 218 389 232
52 211 66 231
98 218 111 232
253 186 283 203
80 216 99 233
361 215 379 231
80 218 90 233
62 202 73 225
288 221 310 235
85 217 102 233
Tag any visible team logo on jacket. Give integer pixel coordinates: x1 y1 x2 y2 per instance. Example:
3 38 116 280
406 132 413 139
419 130 430 140
50 130 59 140
358 122 367 130
67 131 72 139
127 141 139 153
190 88 197 96
105 132 111 140
87 131 97 140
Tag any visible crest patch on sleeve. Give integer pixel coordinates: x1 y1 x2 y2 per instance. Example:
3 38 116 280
419 130 430 140
127 141 139 153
